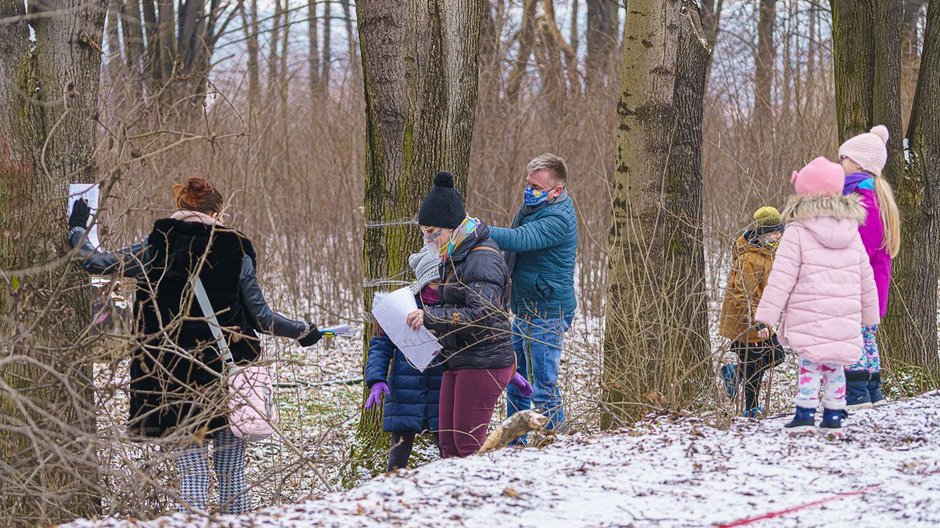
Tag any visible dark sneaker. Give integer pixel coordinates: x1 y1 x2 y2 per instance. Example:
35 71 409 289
784 406 816 432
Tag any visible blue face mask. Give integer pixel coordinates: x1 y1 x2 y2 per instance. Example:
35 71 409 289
524 185 551 207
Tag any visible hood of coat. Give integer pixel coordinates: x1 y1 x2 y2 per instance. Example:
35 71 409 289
783 194 866 249
732 231 775 259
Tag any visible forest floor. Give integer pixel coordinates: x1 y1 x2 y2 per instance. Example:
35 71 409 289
66 390 940 528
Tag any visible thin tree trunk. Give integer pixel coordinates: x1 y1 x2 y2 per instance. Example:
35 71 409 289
309 0 321 101
602 0 710 426
506 0 537 105
0 0 106 522
322 0 333 97
241 0 261 115
341 0 361 106
585 0 617 92
121 0 147 102
753 0 776 143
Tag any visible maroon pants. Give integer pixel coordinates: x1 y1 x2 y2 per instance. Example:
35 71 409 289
438 366 515 458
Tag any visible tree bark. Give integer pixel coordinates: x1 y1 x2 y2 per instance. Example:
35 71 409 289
309 0 321 101
602 0 711 426
753 0 776 141
350 0 483 481
585 0 617 92
322 0 333 96
0 0 106 522
832 0 940 386
506 0 538 105
884 0 940 382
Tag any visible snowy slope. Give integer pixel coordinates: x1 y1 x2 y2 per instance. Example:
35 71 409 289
65 392 940 528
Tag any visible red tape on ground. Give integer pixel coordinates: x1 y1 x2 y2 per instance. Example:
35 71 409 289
715 485 882 527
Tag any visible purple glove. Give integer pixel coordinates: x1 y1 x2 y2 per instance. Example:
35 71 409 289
509 372 533 398
364 382 390 410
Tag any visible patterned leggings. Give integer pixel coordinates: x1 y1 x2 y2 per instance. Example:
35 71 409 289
795 360 847 410
176 428 249 514
848 325 881 373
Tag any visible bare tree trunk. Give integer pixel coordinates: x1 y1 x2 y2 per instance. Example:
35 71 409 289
884 0 940 382
585 0 617 92
309 0 321 101
322 0 333 96
753 0 776 146
832 0 939 386
0 0 106 522
602 0 711 426
506 0 537 105
350 0 484 482
121 0 147 102
341 0 362 105
241 0 262 116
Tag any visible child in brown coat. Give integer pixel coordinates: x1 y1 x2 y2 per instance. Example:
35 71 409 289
719 206 786 416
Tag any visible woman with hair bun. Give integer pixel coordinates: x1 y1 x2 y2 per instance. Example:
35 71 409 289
67 176 322 514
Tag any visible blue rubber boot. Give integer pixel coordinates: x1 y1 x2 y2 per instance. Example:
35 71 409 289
868 372 887 407
784 406 816 432
845 370 872 410
820 408 844 430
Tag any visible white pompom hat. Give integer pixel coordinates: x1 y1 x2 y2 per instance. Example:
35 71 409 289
838 125 889 176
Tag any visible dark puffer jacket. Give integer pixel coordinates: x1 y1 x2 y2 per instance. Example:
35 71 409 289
364 331 443 433
423 222 515 371
69 217 311 438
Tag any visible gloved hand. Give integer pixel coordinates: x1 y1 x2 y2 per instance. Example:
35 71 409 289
509 372 533 398
69 198 91 230
298 323 322 347
364 381 390 410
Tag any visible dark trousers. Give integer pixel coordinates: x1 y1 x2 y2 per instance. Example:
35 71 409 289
388 431 440 472
438 366 515 458
731 337 783 412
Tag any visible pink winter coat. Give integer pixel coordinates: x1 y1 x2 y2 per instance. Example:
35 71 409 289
755 194 880 365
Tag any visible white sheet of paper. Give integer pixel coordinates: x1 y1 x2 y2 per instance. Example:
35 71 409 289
67 183 100 248
371 287 441 372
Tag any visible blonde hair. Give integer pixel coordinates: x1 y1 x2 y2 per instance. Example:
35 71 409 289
526 153 568 182
872 176 901 258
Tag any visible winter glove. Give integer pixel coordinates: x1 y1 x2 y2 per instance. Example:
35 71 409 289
364 381 390 410
69 198 91 230
509 372 533 398
298 323 322 347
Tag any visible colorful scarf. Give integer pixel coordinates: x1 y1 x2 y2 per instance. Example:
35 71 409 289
441 216 480 261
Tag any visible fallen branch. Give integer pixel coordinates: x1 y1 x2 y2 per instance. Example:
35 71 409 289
478 410 548 454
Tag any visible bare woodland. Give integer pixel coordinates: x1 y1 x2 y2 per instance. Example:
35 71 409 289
0 0 937 525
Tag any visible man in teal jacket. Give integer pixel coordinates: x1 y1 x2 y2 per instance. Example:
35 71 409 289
488 153 578 435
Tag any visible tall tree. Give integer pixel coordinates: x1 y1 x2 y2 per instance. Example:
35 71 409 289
830 0 940 384
753 0 777 147
602 0 712 426
350 0 484 479
885 0 940 381
0 0 107 523
585 0 618 92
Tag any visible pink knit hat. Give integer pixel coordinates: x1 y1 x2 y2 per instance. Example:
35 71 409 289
838 125 889 176
791 157 845 196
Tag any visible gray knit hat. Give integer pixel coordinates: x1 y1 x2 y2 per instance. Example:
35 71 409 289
409 246 440 294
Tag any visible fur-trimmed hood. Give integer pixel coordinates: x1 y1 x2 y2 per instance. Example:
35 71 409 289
782 194 867 250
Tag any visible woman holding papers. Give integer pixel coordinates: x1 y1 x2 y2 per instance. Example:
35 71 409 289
67 176 322 514
365 246 445 470
406 172 516 458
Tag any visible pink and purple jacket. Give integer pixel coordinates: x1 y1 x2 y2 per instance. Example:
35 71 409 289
843 173 892 317
755 194 880 365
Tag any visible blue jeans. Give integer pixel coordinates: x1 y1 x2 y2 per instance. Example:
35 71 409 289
506 315 572 433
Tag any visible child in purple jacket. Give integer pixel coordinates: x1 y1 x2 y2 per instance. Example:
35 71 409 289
838 125 902 409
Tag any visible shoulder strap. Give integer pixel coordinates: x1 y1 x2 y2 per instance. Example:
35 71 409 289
191 275 236 370
444 245 502 283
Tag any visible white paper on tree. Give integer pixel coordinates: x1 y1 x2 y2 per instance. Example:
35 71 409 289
67 183 100 248
371 287 442 372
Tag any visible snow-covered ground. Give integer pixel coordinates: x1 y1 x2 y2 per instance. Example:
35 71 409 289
66 391 940 528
